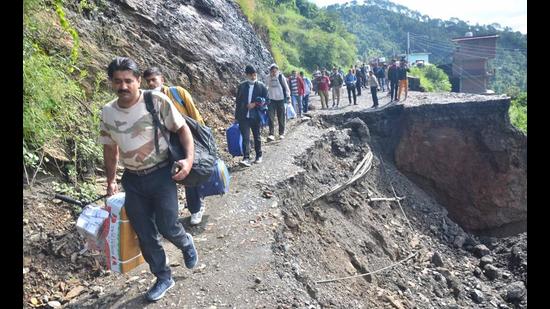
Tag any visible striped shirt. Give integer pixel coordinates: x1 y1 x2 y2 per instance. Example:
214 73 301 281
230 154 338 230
289 76 299 96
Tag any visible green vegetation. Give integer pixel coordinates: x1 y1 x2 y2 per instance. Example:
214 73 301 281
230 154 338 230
325 0 526 95
236 0 357 74
323 0 526 132
509 92 527 133
23 0 108 189
409 65 451 92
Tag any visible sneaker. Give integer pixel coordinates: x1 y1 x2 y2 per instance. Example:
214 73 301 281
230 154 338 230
267 135 275 142
254 156 263 164
190 207 205 225
279 135 285 140
145 278 175 302
182 233 198 269
239 159 251 167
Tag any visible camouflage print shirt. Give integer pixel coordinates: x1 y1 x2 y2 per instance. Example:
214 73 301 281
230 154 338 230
99 90 185 171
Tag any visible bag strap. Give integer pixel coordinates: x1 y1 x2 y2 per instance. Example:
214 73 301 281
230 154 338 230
169 86 186 108
278 74 287 99
143 90 173 155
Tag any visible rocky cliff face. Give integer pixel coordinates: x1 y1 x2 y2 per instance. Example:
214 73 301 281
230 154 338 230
64 0 273 125
323 93 527 236
393 97 527 236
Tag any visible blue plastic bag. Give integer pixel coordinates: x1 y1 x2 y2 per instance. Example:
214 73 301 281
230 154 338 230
251 96 269 127
258 108 269 127
286 103 296 119
198 159 230 197
226 123 243 157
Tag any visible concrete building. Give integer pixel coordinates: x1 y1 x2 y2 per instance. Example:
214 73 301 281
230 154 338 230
451 33 499 94
407 52 431 66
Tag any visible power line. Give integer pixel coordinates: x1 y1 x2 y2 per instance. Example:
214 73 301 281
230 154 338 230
411 38 524 60
409 33 527 53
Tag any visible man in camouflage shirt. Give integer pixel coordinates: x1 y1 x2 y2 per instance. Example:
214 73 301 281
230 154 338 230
99 57 198 302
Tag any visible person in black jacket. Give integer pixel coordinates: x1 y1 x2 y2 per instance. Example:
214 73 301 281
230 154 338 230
387 59 399 102
235 65 268 167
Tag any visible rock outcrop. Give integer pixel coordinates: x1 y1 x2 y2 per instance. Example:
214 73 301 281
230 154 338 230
393 97 526 235
64 0 273 124
324 93 527 236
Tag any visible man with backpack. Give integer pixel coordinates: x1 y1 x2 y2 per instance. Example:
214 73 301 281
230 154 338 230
329 67 343 108
235 65 268 167
100 57 198 302
266 63 290 141
143 66 207 225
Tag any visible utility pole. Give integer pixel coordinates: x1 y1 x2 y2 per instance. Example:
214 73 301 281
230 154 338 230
407 32 410 59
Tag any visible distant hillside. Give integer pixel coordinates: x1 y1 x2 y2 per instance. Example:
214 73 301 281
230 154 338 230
324 0 527 94
236 0 357 74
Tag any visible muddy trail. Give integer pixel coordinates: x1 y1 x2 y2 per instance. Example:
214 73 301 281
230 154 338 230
23 92 526 308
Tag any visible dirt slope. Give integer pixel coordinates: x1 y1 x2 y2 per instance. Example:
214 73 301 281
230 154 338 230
23 92 526 308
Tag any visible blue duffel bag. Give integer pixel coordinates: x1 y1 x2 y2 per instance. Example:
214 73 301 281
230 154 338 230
197 159 230 197
226 122 243 157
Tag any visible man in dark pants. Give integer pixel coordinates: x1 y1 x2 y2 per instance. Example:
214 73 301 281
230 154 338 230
235 65 268 167
387 59 399 102
100 57 198 302
368 70 380 108
266 63 289 141
344 69 357 105
143 66 206 225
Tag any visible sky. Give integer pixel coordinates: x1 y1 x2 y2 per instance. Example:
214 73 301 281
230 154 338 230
310 0 527 34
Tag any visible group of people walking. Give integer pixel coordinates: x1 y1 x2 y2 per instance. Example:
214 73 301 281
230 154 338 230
97 55 410 303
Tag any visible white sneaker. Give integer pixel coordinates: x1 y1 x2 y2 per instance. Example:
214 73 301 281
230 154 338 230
267 135 275 142
254 156 263 164
190 207 205 225
279 135 285 140
239 159 251 167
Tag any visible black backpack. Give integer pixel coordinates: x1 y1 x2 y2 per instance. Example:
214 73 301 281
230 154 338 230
278 73 288 100
144 90 217 187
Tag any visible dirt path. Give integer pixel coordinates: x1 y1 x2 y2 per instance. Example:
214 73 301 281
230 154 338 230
24 89 526 308
63 91 382 308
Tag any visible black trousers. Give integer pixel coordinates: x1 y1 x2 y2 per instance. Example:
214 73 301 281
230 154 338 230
268 99 285 136
356 79 362 96
238 117 262 160
390 80 398 101
122 165 191 281
371 87 379 106
347 85 357 104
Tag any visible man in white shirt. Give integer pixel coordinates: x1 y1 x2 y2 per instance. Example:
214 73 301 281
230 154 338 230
266 63 290 141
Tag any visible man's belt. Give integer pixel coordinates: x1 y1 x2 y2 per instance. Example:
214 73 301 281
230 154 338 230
125 160 170 176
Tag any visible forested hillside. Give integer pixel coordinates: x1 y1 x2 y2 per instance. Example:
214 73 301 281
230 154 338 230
23 0 526 186
237 0 357 73
325 0 527 95
237 0 526 131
